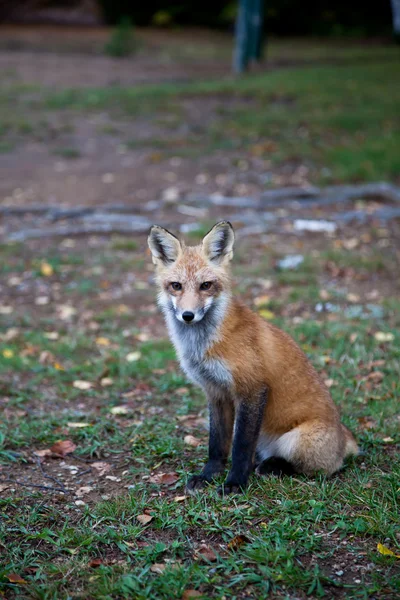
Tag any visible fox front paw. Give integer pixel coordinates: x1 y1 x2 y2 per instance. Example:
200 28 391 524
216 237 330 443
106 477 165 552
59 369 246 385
186 474 210 492
217 481 247 495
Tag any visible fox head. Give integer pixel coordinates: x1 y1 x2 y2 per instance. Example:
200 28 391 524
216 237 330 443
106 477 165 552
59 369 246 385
148 221 234 325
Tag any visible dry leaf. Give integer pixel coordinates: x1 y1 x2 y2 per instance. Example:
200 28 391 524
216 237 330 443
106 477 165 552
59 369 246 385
196 544 217 562
40 261 54 277
358 417 376 430
126 351 141 362
259 309 275 320
182 591 202 599
89 558 104 568
374 332 394 343
96 337 110 346
254 295 270 307
91 462 111 476
367 371 384 383
227 534 250 551
67 422 90 428
73 380 93 390
110 406 129 415
149 472 179 486
0 483 10 493
58 305 76 320
45 331 59 340
184 435 202 447
176 387 189 395
33 448 52 458
324 379 337 388
377 543 400 558
319 289 330 300
100 377 113 387
137 514 153 525
382 437 394 443
174 495 187 503
75 486 93 497
150 563 166 574
5 573 27 584
49 440 77 457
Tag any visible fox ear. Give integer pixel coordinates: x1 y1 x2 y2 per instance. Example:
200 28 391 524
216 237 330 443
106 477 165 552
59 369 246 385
202 221 235 264
148 225 182 265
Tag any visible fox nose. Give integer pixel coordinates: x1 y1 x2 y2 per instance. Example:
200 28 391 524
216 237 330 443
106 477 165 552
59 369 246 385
182 311 195 322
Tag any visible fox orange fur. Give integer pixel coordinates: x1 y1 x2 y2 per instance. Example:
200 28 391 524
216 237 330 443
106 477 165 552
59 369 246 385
148 221 358 494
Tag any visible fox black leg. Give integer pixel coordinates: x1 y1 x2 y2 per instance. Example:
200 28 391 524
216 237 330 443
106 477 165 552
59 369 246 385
219 388 268 495
187 392 234 492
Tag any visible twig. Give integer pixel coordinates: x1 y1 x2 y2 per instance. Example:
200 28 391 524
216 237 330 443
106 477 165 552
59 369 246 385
0 477 69 494
33 454 69 493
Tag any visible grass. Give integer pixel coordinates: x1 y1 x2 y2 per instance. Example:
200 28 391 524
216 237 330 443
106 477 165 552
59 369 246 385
0 42 399 182
0 37 399 598
0 225 399 599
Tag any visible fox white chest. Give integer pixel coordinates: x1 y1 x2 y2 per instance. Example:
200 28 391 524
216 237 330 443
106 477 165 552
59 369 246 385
165 314 233 390
180 354 233 389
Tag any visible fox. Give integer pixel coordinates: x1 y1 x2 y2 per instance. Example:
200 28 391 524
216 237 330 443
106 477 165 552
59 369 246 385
148 220 359 494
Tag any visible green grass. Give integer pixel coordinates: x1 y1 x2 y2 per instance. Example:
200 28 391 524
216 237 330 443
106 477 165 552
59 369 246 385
0 229 399 599
1 43 399 182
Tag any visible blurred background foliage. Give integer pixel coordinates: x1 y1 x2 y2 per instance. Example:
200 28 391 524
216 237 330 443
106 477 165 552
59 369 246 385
0 0 395 37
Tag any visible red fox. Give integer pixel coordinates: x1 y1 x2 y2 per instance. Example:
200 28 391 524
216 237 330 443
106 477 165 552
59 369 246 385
148 221 358 494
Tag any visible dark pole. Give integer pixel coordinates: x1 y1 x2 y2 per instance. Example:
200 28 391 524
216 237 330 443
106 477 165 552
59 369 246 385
233 0 264 74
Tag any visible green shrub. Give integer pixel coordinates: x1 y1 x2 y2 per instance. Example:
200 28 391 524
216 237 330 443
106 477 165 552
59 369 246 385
104 17 135 58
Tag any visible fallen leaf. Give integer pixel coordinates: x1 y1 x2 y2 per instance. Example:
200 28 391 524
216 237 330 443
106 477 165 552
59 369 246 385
367 371 384 383
254 294 270 307
174 495 187 503
67 422 90 428
176 387 189 395
0 305 13 314
324 378 337 388
110 405 129 415
382 437 394 443
195 544 217 562
0 483 10 493
33 448 52 458
58 305 76 320
150 563 166 574
75 486 93 497
319 289 330 300
88 558 104 568
350 333 358 343
377 543 400 558
184 435 202 447
259 309 275 320
50 440 77 457
347 293 360 303
96 337 110 346
73 380 93 390
100 377 113 387
5 573 27 584
182 591 202 599
137 514 153 525
126 351 141 362
374 332 394 343
45 331 59 340
358 417 376 430
91 462 111 476
227 534 250 551
40 261 54 277
149 472 179 486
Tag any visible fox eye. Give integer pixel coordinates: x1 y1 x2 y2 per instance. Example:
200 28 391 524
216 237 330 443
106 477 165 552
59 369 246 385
171 282 182 291
200 281 212 291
